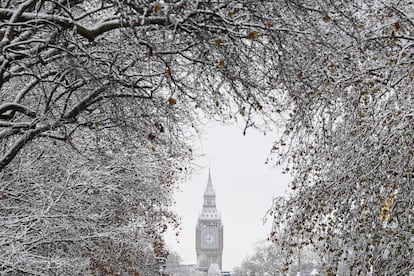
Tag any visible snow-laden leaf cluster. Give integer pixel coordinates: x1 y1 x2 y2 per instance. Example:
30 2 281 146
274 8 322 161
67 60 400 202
0 0 279 274
269 0 414 275
1 0 413 274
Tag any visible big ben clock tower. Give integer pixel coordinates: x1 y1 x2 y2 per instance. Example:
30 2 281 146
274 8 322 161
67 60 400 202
196 171 223 272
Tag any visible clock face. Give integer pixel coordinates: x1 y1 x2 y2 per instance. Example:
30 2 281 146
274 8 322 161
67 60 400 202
202 232 217 247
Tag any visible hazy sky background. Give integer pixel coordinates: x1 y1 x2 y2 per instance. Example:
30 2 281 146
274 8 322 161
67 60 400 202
165 122 291 271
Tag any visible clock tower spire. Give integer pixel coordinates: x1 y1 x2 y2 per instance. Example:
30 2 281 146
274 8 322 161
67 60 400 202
196 170 224 272
203 169 216 207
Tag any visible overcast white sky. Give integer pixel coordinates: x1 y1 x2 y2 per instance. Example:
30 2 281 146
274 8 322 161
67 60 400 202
165 122 291 271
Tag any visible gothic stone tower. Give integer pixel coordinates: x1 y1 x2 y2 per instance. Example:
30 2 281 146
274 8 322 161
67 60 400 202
196 171 223 272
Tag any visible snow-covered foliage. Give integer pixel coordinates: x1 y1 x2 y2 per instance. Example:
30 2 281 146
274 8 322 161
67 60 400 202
0 127 181 274
0 0 280 171
233 241 319 276
0 0 278 274
233 241 285 275
269 1 414 275
1 0 413 274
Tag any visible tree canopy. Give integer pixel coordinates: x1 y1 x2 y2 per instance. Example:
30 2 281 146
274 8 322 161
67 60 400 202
1 0 413 275
0 0 279 171
0 0 278 274
268 0 414 275
233 240 320 276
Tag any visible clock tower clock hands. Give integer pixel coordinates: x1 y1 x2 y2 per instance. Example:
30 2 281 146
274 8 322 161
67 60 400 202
203 232 215 246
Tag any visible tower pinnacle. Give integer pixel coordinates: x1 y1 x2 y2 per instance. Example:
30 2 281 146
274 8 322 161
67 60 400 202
204 169 216 197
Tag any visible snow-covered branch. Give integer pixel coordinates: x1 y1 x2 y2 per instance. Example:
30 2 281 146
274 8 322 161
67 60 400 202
0 103 36 119
0 8 168 41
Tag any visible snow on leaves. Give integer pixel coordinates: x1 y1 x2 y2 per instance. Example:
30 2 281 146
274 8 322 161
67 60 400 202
268 1 414 274
1 0 413 275
0 0 279 274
